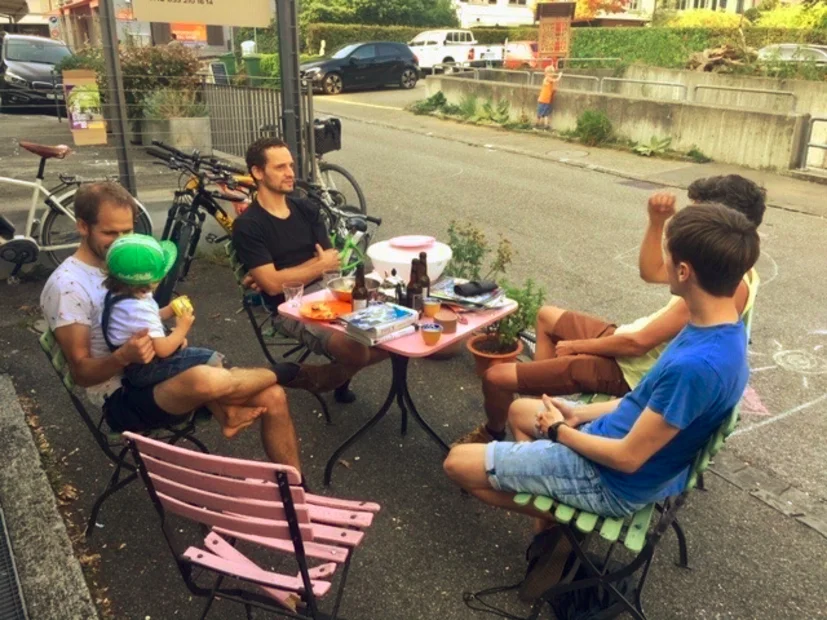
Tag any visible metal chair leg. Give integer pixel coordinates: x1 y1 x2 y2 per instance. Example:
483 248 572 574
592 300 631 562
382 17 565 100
312 391 333 425
85 470 139 536
671 517 690 569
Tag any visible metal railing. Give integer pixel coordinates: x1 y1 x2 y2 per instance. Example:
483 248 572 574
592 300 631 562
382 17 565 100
799 116 827 170
600 77 688 100
692 85 798 113
203 81 316 180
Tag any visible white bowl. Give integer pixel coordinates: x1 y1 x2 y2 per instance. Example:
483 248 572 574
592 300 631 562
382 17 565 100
367 240 452 283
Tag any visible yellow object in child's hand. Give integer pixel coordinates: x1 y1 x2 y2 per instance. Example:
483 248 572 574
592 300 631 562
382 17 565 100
171 296 194 317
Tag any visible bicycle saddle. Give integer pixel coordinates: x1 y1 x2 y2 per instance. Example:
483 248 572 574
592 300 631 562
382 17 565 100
345 216 368 233
19 141 72 160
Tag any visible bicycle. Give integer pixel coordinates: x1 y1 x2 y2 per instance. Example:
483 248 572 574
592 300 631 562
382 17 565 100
295 180 381 274
146 141 247 307
0 140 152 281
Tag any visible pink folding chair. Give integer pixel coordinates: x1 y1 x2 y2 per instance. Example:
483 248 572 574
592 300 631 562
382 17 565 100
124 432 380 619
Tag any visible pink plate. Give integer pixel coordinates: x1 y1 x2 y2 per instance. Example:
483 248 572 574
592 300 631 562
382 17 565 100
389 235 435 249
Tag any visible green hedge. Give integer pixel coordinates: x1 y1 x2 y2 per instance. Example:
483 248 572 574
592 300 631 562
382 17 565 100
304 23 827 69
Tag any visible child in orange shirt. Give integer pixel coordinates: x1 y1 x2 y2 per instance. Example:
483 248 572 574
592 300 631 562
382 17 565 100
536 64 562 130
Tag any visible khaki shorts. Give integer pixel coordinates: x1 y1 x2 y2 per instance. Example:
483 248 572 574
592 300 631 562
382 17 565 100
515 310 631 397
271 315 334 358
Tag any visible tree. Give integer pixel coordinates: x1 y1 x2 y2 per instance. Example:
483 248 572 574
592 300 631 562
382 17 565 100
574 0 632 20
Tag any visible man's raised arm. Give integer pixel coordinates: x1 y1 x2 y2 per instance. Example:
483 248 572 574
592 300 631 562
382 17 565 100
638 192 676 284
247 244 340 297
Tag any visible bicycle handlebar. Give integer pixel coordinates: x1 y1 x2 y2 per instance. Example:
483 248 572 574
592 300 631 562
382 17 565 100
151 140 190 162
364 215 382 226
146 147 172 162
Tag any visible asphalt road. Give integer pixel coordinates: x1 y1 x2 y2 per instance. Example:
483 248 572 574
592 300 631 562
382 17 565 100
1 90 827 620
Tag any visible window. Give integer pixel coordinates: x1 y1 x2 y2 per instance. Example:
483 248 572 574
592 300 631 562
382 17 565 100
5 39 71 64
508 0 528 5
206 25 224 47
350 44 376 61
378 44 400 58
628 0 640 9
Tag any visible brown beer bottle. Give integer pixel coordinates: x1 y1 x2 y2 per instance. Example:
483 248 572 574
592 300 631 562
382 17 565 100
352 263 369 312
407 258 423 311
418 251 431 299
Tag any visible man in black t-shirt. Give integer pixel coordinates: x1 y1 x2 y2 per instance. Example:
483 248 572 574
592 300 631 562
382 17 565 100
233 138 387 402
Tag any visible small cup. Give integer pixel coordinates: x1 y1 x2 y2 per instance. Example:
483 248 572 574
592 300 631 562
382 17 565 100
423 297 441 318
283 281 304 309
434 309 458 334
421 323 443 346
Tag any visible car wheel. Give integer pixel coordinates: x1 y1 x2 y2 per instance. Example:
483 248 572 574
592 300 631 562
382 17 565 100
322 73 343 95
400 68 418 90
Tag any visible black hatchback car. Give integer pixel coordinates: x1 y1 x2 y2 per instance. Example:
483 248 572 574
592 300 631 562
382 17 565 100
301 41 419 95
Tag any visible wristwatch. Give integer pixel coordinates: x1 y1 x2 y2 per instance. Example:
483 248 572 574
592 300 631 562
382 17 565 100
547 421 567 442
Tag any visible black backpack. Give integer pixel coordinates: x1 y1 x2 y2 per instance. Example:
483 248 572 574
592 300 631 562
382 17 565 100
547 552 636 620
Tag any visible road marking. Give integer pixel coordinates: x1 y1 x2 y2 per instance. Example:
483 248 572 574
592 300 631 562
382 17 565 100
319 99 403 111
732 393 827 437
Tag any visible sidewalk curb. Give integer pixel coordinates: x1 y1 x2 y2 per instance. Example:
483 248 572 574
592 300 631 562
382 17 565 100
0 375 99 620
321 110 824 218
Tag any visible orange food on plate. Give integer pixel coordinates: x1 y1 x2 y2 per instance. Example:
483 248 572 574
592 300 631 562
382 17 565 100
299 300 352 321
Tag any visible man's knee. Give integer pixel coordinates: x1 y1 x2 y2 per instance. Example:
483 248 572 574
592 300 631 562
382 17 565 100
330 334 370 367
508 397 539 429
483 363 518 392
443 448 464 482
177 366 236 402
537 305 565 330
260 385 289 418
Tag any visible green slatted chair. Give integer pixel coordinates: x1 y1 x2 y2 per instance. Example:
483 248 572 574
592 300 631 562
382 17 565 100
506 405 740 620
225 241 333 424
39 329 211 537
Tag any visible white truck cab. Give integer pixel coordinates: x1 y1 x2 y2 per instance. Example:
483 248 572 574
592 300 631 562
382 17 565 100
407 29 504 71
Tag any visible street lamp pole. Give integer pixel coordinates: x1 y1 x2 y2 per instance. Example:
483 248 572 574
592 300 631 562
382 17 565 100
99 0 137 196
276 0 305 178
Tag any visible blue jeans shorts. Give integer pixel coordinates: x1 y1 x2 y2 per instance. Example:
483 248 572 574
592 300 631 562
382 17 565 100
484 424 644 518
537 102 552 118
124 346 222 389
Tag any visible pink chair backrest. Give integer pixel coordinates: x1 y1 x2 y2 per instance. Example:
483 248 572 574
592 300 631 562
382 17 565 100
124 432 313 541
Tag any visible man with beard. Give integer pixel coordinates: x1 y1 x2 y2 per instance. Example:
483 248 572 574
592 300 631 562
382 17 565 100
41 182 315 474
232 138 386 403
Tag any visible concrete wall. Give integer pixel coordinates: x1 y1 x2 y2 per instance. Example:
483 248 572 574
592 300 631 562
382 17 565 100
427 75 811 171
569 66 827 168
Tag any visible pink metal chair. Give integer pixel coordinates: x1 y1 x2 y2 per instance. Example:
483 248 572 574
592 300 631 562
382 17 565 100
123 432 380 619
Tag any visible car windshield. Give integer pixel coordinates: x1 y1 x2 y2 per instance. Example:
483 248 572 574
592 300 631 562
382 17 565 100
331 44 360 59
5 39 71 65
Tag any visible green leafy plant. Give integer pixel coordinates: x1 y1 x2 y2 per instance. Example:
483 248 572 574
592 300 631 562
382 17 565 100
633 135 672 157
687 146 712 163
409 91 448 115
142 88 207 120
458 93 479 119
477 98 511 124
486 279 546 353
574 110 613 146
444 220 513 283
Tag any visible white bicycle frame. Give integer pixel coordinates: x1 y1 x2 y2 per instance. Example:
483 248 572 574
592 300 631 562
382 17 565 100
0 174 79 253
0 174 151 254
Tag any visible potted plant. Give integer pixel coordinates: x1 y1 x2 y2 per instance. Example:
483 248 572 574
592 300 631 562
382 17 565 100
466 279 545 376
429 220 513 360
141 88 212 153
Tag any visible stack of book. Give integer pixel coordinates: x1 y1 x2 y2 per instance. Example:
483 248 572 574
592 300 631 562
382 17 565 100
341 303 419 346
430 278 506 310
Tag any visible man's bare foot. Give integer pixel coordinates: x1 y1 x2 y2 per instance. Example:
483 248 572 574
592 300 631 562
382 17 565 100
221 405 267 439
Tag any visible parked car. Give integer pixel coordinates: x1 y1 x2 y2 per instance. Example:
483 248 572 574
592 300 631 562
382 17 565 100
407 29 504 72
0 33 71 112
300 42 420 95
757 44 827 64
503 41 557 71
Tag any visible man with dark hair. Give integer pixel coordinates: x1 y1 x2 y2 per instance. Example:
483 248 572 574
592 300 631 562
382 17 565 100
445 204 759 589
41 182 308 474
455 175 764 446
233 138 385 403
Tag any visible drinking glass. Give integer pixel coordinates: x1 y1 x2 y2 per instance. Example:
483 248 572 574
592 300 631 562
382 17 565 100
283 281 304 309
323 269 342 287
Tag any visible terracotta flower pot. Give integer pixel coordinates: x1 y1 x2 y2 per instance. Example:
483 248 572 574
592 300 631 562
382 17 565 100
466 334 523 378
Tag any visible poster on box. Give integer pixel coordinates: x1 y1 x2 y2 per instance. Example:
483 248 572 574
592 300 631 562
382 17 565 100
132 0 272 28
62 70 107 146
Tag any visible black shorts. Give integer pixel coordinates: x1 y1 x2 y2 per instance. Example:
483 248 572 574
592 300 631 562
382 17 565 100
103 382 182 433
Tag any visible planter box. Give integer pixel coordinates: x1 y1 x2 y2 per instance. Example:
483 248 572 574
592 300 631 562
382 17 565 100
142 117 212 153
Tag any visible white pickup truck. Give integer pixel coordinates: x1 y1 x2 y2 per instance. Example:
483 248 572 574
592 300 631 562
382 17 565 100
407 29 504 72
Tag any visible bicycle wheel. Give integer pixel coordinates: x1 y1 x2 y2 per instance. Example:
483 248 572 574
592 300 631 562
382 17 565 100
42 189 153 267
318 161 367 214
153 221 192 308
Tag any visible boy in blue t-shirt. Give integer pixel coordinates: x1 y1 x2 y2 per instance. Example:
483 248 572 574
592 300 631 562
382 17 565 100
444 203 761 521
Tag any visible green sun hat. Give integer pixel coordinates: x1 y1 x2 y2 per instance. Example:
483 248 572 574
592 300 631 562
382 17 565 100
106 234 178 286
